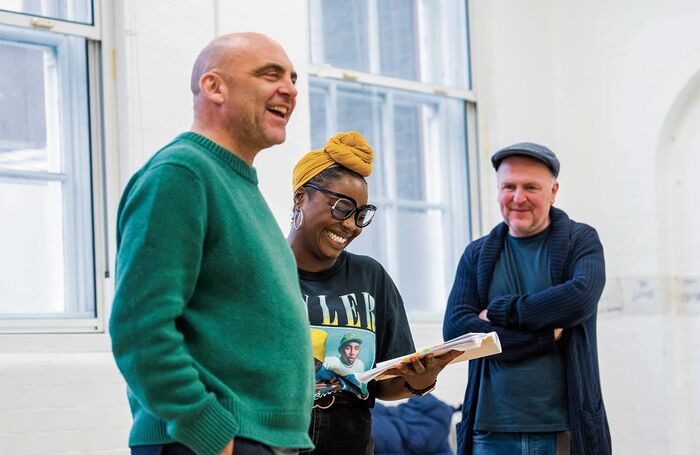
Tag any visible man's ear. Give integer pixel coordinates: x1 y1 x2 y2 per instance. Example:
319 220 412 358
199 72 225 105
550 181 560 205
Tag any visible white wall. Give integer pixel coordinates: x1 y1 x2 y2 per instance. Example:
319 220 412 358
2 1 700 454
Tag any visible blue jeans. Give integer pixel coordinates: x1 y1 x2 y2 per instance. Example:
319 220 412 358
472 431 570 455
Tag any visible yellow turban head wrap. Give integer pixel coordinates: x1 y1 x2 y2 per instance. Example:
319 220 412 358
292 131 374 192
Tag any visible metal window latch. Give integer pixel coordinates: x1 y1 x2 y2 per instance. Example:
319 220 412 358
31 17 55 29
342 71 360 81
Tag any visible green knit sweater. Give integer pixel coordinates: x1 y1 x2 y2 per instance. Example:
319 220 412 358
110 132 314 455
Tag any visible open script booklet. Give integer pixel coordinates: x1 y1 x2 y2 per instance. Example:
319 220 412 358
355 332 502 384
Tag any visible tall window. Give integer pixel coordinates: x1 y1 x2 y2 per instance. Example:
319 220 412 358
309 0 476 317
0 1 106 332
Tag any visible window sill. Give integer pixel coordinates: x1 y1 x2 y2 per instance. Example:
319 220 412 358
0 332 112 353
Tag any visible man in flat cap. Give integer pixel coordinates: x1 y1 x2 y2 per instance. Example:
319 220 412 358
443 143 610 455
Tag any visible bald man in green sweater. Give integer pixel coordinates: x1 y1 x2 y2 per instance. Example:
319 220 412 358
110 33 313 455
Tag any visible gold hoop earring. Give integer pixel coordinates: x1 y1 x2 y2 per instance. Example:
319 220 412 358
293 207 304 230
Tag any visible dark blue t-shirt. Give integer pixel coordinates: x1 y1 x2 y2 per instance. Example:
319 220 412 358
474 227 569 432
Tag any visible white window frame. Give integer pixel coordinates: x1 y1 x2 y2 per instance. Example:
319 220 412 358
0 4 101 40
308 0 481 322
309 0 471 89
0 2 112 336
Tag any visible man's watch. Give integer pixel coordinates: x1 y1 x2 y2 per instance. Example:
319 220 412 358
404 379 437 397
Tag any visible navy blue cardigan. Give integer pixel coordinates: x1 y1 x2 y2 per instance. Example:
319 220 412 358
443 207 611 455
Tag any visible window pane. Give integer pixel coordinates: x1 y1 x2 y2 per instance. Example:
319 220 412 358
0 39 59 172
396 208 446 314
421 0 470 88
310 85 328 150
310 0 369 72
0 26 95 320
0 0 93 25
0 180 67 315
346 206 387 266
394 103 424 200
378 0 418 80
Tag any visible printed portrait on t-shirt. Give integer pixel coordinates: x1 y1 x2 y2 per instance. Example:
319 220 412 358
311 327 376 400
305 289 377 400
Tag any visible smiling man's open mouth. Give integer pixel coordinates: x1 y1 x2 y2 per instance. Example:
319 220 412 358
267 105 288 118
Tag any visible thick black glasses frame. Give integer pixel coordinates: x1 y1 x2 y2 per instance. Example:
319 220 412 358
303 183 377 227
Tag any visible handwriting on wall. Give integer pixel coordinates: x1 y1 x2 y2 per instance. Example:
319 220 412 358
598 275 700 315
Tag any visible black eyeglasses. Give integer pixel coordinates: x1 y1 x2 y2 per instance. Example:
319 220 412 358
303 183 377 227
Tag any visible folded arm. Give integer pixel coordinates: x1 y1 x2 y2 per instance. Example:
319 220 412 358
486 226 606 331
443 244 558 363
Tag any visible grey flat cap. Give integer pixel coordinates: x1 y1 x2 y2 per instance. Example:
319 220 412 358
491 142 560 177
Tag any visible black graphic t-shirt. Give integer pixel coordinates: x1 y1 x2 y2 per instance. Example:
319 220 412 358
299 251 415 407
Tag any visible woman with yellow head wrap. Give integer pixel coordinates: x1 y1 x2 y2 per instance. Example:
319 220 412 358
292 130 374 193
287 132 458 455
